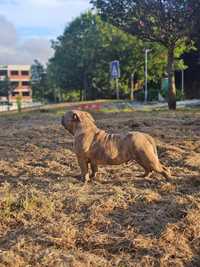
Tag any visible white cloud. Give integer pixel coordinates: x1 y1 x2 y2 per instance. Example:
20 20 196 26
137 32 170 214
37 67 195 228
0 0 91 64
21 38 53 63
0 15 17 46
0 0 91 36
0 15 53 65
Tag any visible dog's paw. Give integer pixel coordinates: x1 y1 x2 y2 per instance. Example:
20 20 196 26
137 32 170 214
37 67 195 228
83 173 91 184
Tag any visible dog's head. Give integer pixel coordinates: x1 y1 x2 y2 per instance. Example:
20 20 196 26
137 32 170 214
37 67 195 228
61 110 95 135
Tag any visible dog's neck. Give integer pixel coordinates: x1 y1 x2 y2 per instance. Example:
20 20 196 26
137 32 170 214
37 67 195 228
73 119 98 136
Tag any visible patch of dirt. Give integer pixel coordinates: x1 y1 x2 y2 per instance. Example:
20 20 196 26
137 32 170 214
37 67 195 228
0 110 200 267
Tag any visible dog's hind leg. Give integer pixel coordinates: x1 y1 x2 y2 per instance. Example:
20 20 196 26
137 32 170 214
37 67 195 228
134 145 170 180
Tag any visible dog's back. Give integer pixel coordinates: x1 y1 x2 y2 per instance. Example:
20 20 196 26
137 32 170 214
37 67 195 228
86 130 155 166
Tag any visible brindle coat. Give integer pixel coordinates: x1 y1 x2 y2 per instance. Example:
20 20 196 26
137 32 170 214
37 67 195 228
61 110 170 183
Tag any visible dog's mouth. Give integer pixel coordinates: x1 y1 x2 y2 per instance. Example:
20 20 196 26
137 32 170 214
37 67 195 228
61 117 74 135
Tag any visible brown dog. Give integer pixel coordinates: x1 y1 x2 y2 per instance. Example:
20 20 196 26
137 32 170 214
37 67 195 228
61 110 170 183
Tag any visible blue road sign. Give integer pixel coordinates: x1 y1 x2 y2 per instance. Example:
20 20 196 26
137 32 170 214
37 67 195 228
110 60 120 79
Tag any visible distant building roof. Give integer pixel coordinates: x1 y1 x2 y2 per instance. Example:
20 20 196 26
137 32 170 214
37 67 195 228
0 65 31 70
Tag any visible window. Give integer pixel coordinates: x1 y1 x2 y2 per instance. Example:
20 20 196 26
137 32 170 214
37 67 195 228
11 81 19 88
22 81 30 86
21 71 29 76
0 70 8 76
12 92 19 96
11 70 19 76
22 91 30 97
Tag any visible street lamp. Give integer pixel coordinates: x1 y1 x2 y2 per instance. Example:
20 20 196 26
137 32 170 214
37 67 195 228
181 69 184 97
144 49 151 103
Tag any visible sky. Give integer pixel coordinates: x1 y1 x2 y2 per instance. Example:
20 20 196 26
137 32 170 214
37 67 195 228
0 0 91 65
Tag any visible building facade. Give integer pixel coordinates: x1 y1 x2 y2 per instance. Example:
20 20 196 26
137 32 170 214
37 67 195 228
0 65 32 103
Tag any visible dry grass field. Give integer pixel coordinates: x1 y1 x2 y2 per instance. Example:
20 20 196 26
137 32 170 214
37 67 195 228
0 109 200 267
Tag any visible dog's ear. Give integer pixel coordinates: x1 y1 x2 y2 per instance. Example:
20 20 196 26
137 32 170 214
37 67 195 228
72 111 80 122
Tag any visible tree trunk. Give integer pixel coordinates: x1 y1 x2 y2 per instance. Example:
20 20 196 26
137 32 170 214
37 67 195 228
58 87 63 103
167 47 176 110
53 86 57 103
7 93 10 111
80 88 83 101
83 72 88 101
130 72 135 101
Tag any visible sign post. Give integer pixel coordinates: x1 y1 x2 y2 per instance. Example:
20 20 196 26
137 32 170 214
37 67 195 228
110 60 120 99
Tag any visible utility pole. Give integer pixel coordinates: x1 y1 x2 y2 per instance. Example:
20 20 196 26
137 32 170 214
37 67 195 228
181 69 184 98
144 49 151 103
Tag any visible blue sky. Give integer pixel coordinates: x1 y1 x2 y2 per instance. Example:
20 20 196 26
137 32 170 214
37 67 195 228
0 0 91 64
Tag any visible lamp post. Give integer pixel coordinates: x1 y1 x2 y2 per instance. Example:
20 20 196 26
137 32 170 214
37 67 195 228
144 49 151 103
130 71 135 101
181 69 184 97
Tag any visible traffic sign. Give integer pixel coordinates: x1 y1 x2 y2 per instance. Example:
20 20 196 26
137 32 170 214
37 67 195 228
110 60 120 79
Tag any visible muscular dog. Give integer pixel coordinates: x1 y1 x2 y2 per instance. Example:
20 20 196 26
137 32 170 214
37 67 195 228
61 110 170 183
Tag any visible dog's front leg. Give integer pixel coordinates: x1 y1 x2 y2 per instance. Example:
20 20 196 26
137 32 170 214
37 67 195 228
90 162 98 179
77 156 90 183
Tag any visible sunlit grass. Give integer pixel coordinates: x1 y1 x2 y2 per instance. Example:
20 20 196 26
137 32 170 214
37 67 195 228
0 107 200 266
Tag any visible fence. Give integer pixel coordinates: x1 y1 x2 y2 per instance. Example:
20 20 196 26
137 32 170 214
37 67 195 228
0 102 42 112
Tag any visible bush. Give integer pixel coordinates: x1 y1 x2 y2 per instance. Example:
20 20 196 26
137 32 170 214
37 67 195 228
148 88 159 101
160 88 184 101
176 89 184 101
63 90 80 102
16 96 22 112
135 87 159 102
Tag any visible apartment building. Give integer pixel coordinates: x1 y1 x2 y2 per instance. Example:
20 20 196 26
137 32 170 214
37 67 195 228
0 65 32 103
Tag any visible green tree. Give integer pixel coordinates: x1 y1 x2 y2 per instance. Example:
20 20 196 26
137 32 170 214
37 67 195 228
49 12 173 101
91 0 200 109
31 60 48 102
46 61 64 103
0 76 14 110
49 12 107 100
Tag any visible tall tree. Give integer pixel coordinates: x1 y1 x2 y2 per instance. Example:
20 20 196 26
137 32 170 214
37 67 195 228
0 76 14 110
50 12 108 100
31 60 47 102
46 63 63 103
91 0 200 109
49 12 171 100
